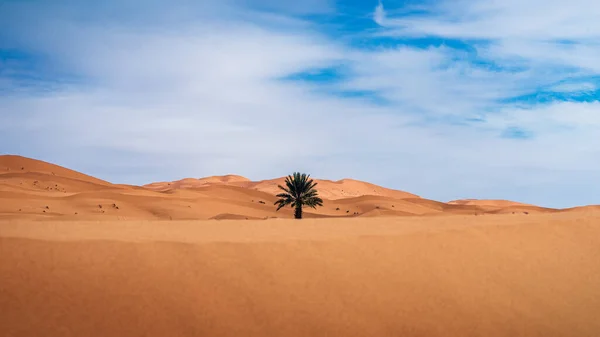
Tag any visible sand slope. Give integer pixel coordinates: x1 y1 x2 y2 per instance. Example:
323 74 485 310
0 155 589 220
1 212 600 337
0 155 112 186
449 199 535 208
144 174 250 190
246 177 420 200
145 176 420 200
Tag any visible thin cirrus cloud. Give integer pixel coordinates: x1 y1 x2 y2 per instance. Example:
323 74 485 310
0 0 599 208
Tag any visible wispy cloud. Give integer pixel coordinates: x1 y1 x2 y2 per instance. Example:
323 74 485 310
548 81 596 93
373 0 600 73
373 1 386 26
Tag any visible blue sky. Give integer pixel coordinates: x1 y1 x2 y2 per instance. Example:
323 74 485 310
1 0 600 208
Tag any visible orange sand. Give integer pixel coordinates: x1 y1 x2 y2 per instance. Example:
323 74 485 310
2 213 600 337
1 155 584 221
2 154 600 336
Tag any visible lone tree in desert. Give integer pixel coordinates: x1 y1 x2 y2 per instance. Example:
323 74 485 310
274 172 323 219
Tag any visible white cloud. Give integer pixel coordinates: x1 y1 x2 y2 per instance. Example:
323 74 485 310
236 0 334 14
549 82 596 93
376 0 600 39
373 0 600 74
340 46 536 118
373 1 386 26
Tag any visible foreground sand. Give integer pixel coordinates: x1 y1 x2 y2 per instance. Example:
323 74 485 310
2 212 600 337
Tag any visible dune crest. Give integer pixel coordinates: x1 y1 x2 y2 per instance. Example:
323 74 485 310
448 199 535 208
145 174 250 191
0 155 589 221
0 155 112 187
145 175 420 200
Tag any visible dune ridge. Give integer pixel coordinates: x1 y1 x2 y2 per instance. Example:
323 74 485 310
144 176 420 200
0 154 595 220
1 155 112 187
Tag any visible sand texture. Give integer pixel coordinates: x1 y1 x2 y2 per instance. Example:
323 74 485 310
1 213 600 337
2 154 600 336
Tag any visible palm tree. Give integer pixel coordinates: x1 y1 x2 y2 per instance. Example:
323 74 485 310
274 172 323 219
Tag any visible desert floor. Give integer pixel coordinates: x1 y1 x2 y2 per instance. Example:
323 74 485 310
2 212 600 337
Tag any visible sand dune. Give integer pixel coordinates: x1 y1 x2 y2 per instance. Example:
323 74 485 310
2 213 600 337
244 177 420 200
1 155 112 187
449 198 536 208
145 176 420 200
144 174 251 191
2 155 600 336
0 155 593 220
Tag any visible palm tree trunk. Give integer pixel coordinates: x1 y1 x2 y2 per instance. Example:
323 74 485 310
294 204 302 219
